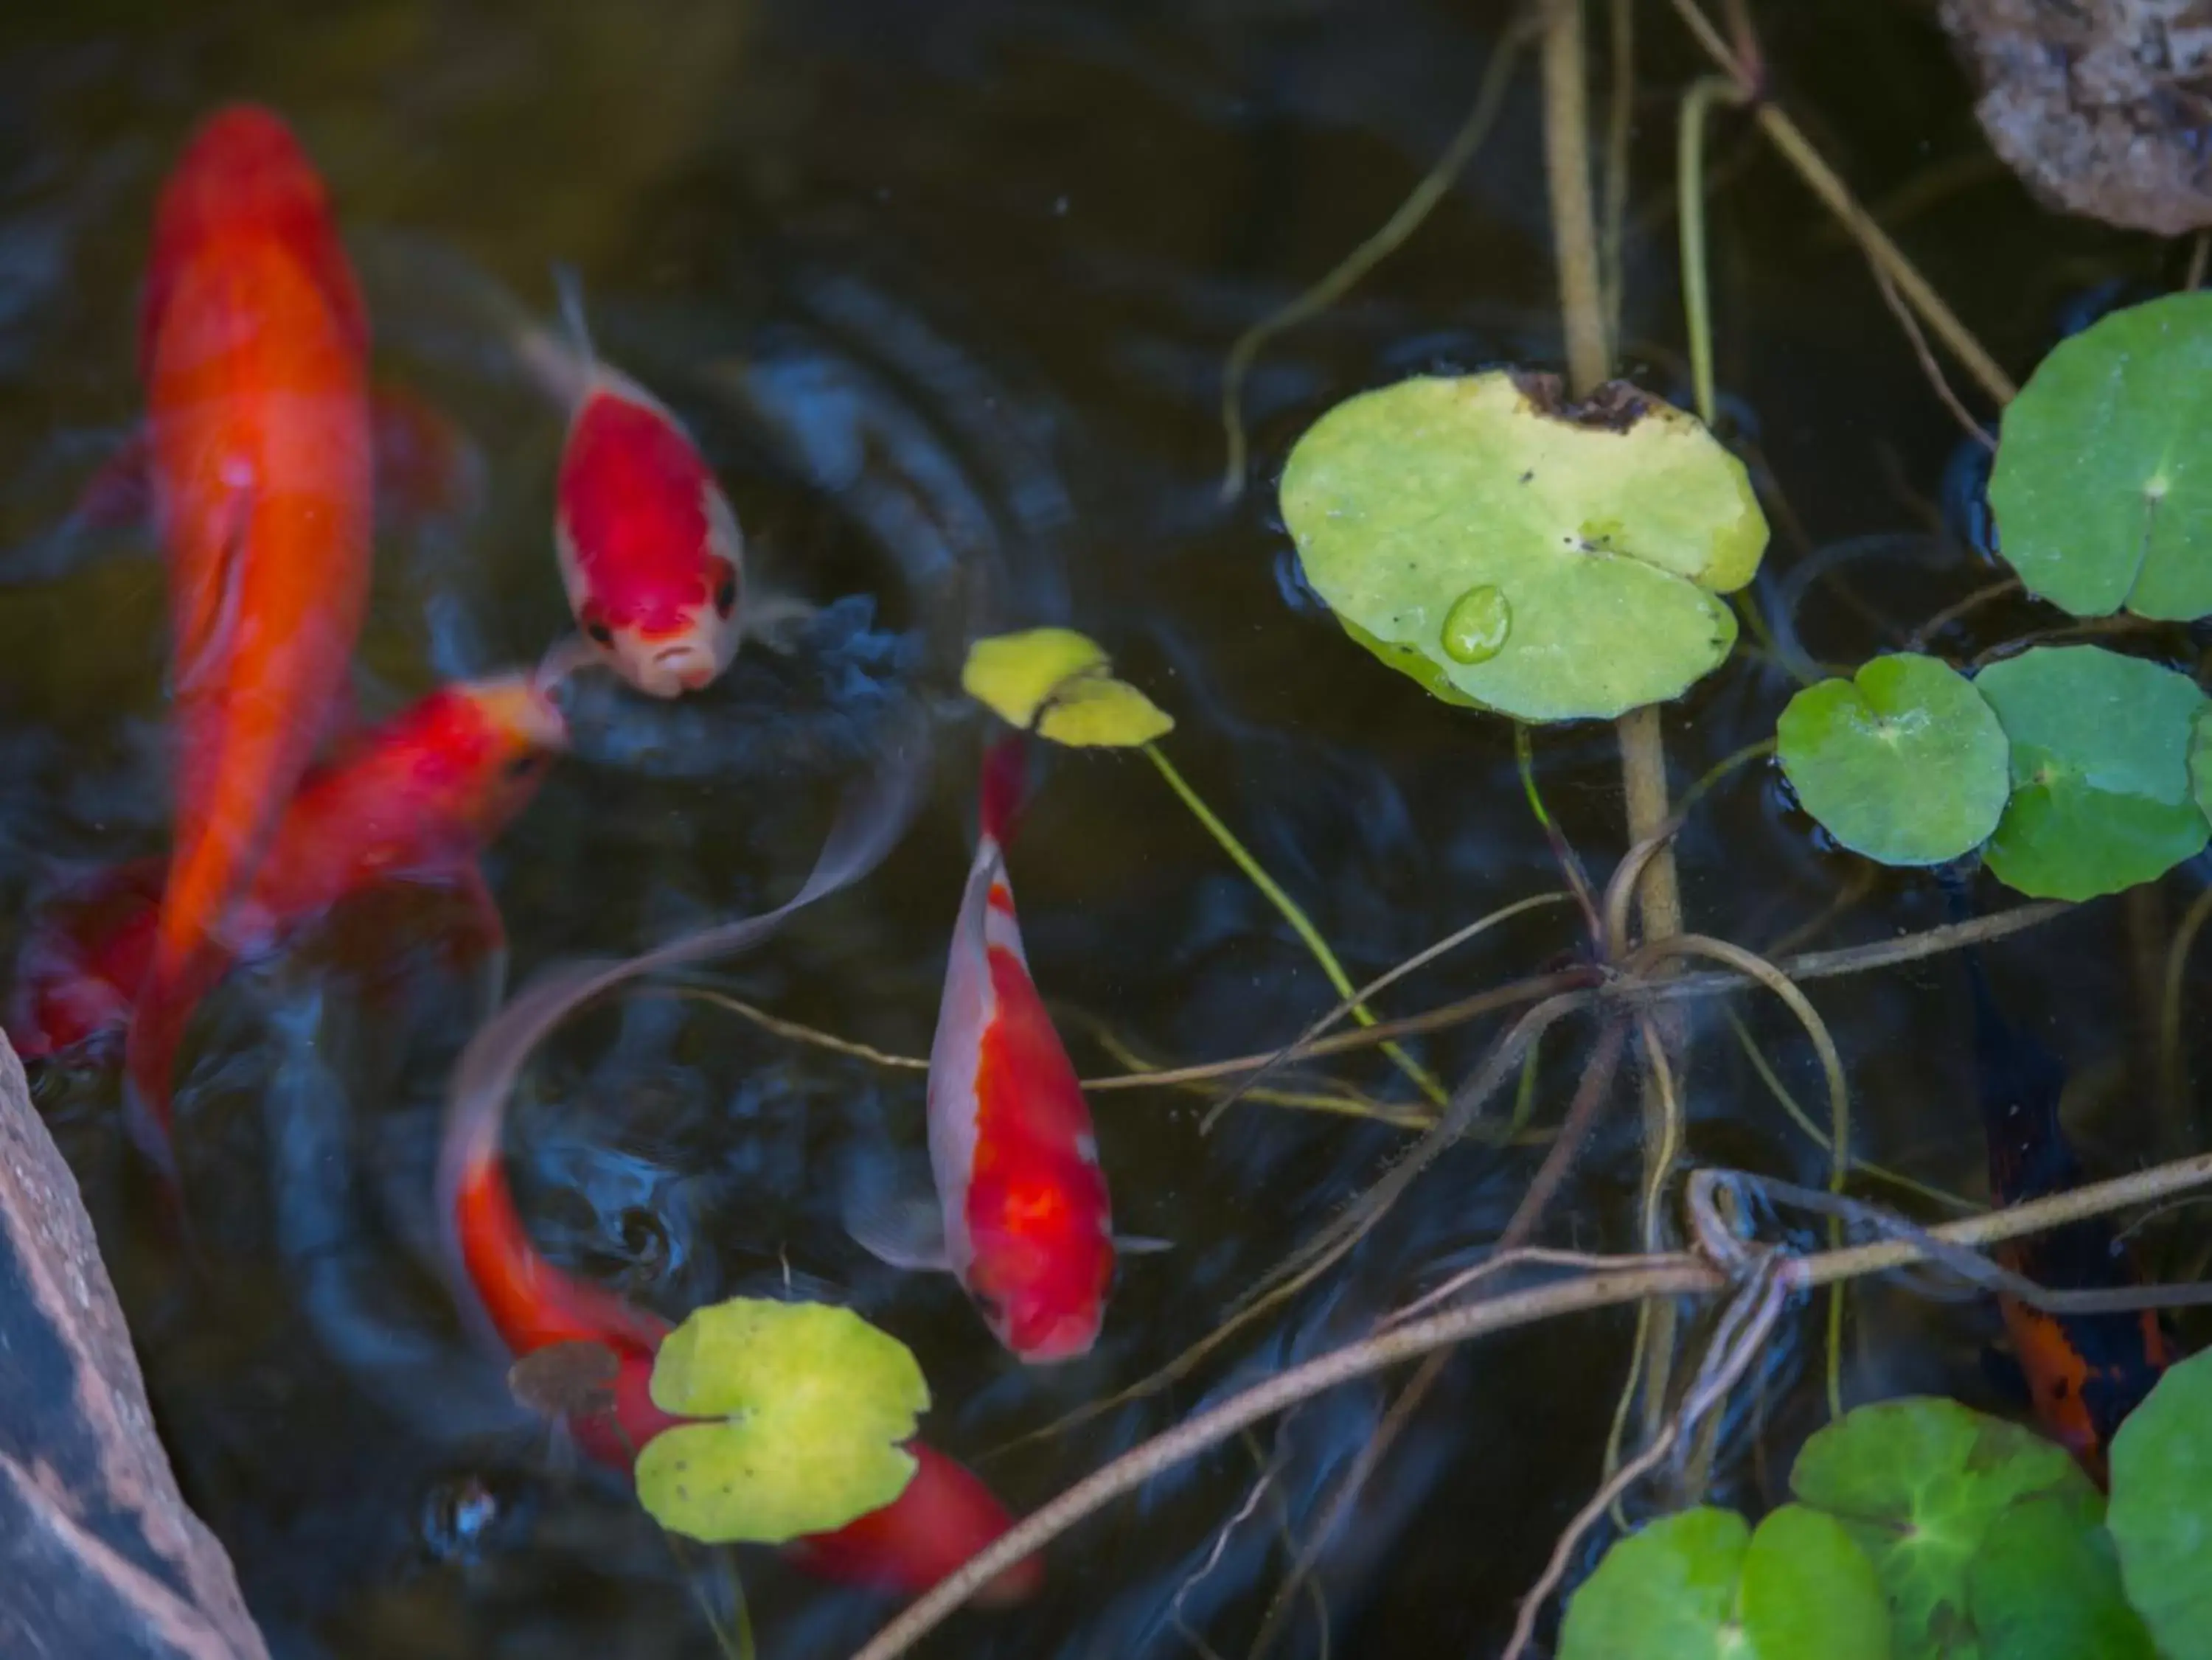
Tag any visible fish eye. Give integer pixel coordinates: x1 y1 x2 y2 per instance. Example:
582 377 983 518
585 621 615 648
714 575 737 618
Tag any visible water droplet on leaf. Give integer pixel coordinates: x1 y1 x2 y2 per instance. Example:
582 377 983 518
1441 585 1512 664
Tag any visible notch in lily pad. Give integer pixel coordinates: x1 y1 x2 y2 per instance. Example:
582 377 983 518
1973 644 2211 902
1558 1504 1889 1660
1279 371 1768 722
1775 653 2010 866
1989 291 2212 621
634 1297 928 1545
961 627 1175 747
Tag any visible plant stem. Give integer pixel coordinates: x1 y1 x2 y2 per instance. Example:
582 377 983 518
1678 74 1743 426
1143 742 1448 1107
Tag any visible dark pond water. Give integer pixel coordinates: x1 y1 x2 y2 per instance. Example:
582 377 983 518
0 1 2201 1656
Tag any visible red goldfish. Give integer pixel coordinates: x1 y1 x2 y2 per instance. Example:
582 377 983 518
529 276 742 697
442 1033 1040 1605
126 104 375 1170
13 676 563 1066
855 737 1119 1361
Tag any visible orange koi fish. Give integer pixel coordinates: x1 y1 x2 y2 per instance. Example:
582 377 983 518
76 378 481 539
854 736 1121 1361
1960 908 2171 1483
527 276 742 697
9 675 563 1064
126 104 375 1171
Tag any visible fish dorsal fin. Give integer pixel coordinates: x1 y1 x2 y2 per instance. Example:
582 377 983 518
550 262 597 372
170 484 253 700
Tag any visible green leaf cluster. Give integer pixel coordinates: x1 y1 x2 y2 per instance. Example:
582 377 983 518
1562 1378 2212 1660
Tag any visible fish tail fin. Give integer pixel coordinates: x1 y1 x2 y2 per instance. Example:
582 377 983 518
979 733 1026 851
550 262 597 369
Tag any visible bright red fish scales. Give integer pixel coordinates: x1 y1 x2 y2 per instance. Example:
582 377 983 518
559 393 724 636
964 910 1113 1345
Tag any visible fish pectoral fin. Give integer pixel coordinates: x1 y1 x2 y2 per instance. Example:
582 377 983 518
845 1192 952 1274
742 590 818 655
1113 1233 1175 1255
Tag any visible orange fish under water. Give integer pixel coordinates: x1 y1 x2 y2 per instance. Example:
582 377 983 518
442 1067 1041 1605
126 104 376 1173
1961 910 2173 1483
10 675 563 1064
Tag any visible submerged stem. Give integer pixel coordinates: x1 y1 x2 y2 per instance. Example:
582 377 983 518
1144 742 1448 1108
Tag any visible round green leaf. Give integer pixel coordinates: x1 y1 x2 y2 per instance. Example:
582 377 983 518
1973 646 2211 901
1966 1493 2154 1660
2107 1347 2212 1660
1557 1507 1750 1660
1034 673 1175 746
1280 371 1767 722
1790 1398 2092 1660
1775 655 2010 865
2188 702 2212 828
1989 291 2212 620
1739 1504 1893 1660
636 1298 929 1545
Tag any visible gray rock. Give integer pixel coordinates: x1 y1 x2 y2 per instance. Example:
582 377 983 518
0 1033 268 1660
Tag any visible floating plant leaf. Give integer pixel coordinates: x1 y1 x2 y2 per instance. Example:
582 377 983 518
960 628 1175 747
1558 1505 1889 1660
1033 673 1175 747
1966 1493 2154 1660
961 628 1110 728
2107 1347 2212 1660
1988 291 2212 620
2188 701 2212 829
1557 1507 1749 1660
635 1298 928 1545
1737 1504 1893 1660
1973 645 2211 901
1279 372 1767 722
1775 654 2010 865
1790 1397 2091 1660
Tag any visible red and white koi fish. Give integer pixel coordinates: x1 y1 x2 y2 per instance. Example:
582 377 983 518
854 736 1123 1362
10 676 563 1063
522 275 742 698
437 723 1035 1601
126 104 375 1171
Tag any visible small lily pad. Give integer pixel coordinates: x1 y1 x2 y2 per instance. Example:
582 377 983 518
1034 672 1175 747
635 1298 928 1545
961 628 1110 728
960 628 1175 747
1966 1493 2154 1660
1559 1505 1889 1660
1280 371 1767 722
1775 654 2011 865
2107 1347 2212 1660
1790 1397 2091 1660
1973 646 2211 901
1739 1504 1893 1660
1557 1507 1748 1660
1988 291 2212 620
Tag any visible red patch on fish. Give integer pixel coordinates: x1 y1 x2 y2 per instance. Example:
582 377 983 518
558 392 723 636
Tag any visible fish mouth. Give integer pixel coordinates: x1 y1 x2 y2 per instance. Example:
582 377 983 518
476 674 570 751
646 641 717 695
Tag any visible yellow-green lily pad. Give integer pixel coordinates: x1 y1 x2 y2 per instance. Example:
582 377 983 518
1279 372 1767 722
635 1298 928 1545
1775 654 2011 865
1974 645 2211 902
1988 292 2212 621
961 628 1110 728
960 628 1176 747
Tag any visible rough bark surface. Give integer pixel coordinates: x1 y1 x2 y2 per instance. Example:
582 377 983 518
1943 0 2212 235
0 1033 268 1659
